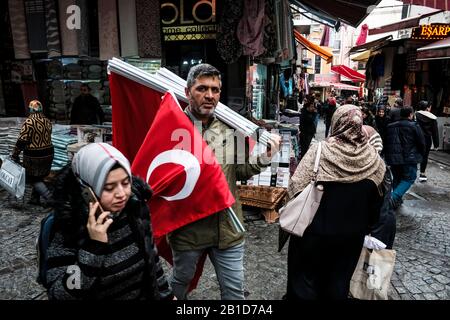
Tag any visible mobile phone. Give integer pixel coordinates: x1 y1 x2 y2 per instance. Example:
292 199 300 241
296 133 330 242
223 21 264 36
80 185 104 218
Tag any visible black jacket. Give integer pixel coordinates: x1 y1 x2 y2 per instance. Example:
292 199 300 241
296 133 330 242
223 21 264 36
47 167 172 300
384 119 426 165
300 109 317 137
70 94 104 125
416 111 439 147
306 179 383 237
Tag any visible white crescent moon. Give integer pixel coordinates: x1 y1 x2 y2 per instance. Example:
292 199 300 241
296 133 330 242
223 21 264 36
146 150 201 201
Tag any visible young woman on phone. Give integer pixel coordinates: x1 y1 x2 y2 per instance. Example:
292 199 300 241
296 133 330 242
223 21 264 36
46 143 173 300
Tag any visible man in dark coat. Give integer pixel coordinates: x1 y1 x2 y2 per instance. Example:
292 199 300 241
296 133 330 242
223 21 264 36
299 97 317 159
384 106 426 209
415 100 439 182
70 83 104 125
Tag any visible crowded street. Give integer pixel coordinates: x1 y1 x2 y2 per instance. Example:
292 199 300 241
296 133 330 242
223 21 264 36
1 0 450 303
1 122 449 300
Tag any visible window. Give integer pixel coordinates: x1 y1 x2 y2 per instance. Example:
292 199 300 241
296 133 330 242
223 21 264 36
315 55 321 74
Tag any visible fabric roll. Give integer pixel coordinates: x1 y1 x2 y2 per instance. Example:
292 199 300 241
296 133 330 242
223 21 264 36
24 0 47 53
98 0 120 61
77 0 90 57
118 0 138 57
136 0 161 58
237 0 265 57
58 0 79 55
8 0 31 59
45 0 62 57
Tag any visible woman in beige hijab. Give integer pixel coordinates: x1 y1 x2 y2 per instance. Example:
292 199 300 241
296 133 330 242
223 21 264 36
284 104 386 300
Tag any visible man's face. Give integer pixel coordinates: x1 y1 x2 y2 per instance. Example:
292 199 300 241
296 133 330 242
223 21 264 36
378 109 385 117
80 86 89 96
185 75 221 119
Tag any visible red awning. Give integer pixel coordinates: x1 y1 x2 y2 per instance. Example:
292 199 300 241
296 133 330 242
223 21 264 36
401 0 450 10
331 65 366 82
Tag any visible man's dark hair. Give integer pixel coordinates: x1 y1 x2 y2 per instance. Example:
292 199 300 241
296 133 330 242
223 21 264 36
80 83 91 91
186 64 221 89
400 106 413 118
417 100 430 111
394 97 403 108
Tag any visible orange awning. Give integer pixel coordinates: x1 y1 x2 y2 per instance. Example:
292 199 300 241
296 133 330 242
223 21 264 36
294 30 333 64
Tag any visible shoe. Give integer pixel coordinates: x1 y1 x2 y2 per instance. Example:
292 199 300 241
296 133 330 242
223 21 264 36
419 173 427 182
389 197 402 210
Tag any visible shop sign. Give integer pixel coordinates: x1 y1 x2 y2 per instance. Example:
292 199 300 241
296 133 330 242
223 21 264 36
313 74 340 83
412 24 450 40
161 0 218 41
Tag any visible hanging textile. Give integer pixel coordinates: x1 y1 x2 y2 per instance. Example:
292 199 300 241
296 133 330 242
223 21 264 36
118 0 138 57
44 0 61 57
236 0 266 57
136 0 162 58
24 0 47 53
216 0 243 64
0 79 5 115
8 0 31 59
355 24 368 46
87 0 99 57
77 0 90 57
320 26 330 47
58 0 79 56
280 0 294 61
403 87 412 106
98 0 120 60
258 0 278 62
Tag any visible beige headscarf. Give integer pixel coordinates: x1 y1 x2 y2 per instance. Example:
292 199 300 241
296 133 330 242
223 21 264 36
288 104 386 199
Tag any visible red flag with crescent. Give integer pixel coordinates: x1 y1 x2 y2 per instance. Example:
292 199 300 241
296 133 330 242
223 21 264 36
131 91 235 238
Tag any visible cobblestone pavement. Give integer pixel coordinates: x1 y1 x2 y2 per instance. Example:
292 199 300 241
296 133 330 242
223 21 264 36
1 124 449 300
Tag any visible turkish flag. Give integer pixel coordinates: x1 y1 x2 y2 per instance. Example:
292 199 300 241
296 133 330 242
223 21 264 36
131 91 235 238
109 72 188 163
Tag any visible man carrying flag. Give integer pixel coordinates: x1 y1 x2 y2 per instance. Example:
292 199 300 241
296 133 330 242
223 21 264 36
165 64 279 300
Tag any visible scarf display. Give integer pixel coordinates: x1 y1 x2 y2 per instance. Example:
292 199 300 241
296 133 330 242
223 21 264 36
288 105 386 199
8 0 31 59
136 0 161 58
24 0 47 53
118 0 138 57
45 0 62 57
58 0 79 56
98 0 120 61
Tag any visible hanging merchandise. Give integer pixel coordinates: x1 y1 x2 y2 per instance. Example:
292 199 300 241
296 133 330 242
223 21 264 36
45 0 62 57
58 0 79 56
257 0 278 63
24 0 47 53
118 0 139 58
8 0 31 59
136 0 162 58
98 0 120 61
237 0 266 57
216 0 244 64
77 0 90 57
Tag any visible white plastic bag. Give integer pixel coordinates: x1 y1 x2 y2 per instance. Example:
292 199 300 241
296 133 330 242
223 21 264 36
0 157 26 199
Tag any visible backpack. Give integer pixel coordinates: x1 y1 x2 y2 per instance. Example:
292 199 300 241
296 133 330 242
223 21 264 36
35 211 55 288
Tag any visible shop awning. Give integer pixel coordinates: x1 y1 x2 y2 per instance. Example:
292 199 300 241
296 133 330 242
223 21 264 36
331 65 366 82
351 50 381 61
289 0 382 28
400 0 450 10
294 30 333 64
416 38 450 60
349 35 393 54
368 10 443 35
310 81 360 91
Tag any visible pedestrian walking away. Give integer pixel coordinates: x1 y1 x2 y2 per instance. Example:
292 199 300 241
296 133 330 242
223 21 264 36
284 104 386 300
11 100 54 207
415 100 439 182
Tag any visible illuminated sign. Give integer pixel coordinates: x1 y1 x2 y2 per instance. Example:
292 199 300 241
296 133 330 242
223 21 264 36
412 24 450 40
161 0 217 41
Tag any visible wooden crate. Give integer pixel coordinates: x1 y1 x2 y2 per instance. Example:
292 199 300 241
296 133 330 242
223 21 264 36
237 185 286 223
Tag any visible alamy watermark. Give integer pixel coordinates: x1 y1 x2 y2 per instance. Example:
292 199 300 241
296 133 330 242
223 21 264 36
66 5 81 30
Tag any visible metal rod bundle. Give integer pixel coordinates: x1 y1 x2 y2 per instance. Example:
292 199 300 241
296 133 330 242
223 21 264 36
108 58 271 145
